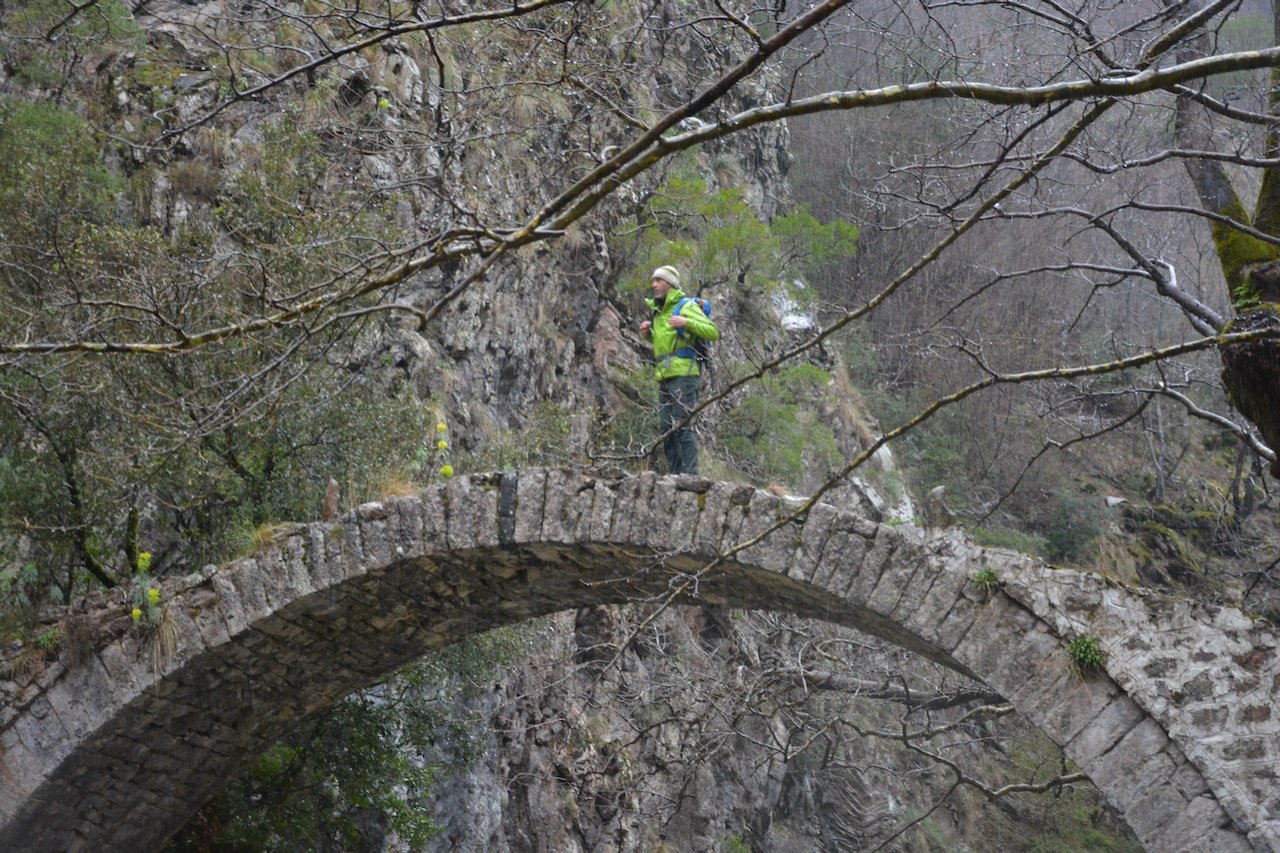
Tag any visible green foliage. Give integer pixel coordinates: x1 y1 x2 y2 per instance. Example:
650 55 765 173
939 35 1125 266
177 691 440 851
33 625 61 651
173 626 538 850
0 560 40 640
840 324 882 389
217 120 327 241
971 567 1000 594
720 833 753 853
1066 634 1105 676
3 0 143 86
1207 199 1277 310
0 95 434 615
971 526 1050 559
619 155 856 295
771 203 859 272
598 367 660 466
0 99 119 262
1043 488 1102 565
127 571 165 628
1231 281 1262 312
714 364 842 488
879 394 972 507
472 401 575 469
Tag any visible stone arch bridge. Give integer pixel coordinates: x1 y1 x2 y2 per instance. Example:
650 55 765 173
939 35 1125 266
0 470 1277 851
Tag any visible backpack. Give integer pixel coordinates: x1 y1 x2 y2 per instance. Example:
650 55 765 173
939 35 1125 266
672 296 712 366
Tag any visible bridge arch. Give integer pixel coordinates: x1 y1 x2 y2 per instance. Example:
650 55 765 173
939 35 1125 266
0 470 1275 851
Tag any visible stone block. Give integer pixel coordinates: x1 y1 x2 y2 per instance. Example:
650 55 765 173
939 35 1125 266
1082 717 1177 814
96 640 146 701
1022 668 1123 748
866 534 932 618
1121 766 1193 841
356 505 393 570
278 533 316 600
717 483 755 553
158 597 207 675
333 513 367 583
387 494 426 559
227 557 274 626
808 518 869 593
1249 820 1280 853
445 473 500 550
690 481 745 554
727 491 792 574
841 525 897 604
1143 793 1248 853
538 469 575 543
897 565 969 651
512 469 548 544
641 477 682 551
251 613 312 650
1062 693 1147 771
416 484 448 553
1167 752 1212 801
185 587 231 651
253 548 295 613
787 502 838 585
13 695 70 772
586 476 622 542
0 729 43 804
558 474 598 546
208 570 249 640
947 598 1042 694
303 525 338 592
43 690 101 769
60 648 131 712
668 485 706 555
610 472 656 544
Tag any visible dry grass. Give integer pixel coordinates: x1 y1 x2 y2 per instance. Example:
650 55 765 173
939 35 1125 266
378 475 419 500
251 522 297 552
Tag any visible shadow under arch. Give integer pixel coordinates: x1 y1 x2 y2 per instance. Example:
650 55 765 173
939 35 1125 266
0 471 1266 851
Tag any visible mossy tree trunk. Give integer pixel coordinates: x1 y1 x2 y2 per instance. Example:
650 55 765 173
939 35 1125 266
1173 0 1280 473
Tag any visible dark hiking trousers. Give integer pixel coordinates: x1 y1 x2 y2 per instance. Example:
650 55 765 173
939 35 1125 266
659 374 701 475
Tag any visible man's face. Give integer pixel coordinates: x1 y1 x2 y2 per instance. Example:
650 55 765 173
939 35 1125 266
651 276 671 300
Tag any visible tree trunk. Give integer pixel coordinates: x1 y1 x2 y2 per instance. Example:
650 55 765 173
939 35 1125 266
1172 0 1280 472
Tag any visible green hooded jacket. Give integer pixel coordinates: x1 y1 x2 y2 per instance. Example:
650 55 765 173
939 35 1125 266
645 287 719 380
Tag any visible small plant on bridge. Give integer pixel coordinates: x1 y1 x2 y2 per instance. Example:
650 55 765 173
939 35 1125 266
128 554 177 671
128 553 162 626
1066 634 1105 677
410 421 455 482
972 568 1000 597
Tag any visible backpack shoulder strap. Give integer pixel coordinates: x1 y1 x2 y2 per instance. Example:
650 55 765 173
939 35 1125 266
673 297 690 337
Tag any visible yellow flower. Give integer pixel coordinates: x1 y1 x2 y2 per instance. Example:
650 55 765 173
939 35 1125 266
131 607 142 623
436 422 447 432
437 439 448 450
137 552 151 572
147 588 160 606
440 464 454 479
377 96 391 110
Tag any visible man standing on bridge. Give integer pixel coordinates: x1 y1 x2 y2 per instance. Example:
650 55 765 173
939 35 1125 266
639 265 718 475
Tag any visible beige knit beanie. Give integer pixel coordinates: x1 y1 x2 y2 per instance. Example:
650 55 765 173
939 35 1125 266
651 265 681 288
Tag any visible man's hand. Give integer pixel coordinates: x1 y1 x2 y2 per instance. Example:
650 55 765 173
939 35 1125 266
639 319 652 337
669 314 687 329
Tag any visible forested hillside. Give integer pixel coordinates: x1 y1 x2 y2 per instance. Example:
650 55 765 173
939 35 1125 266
1 0 1278 850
